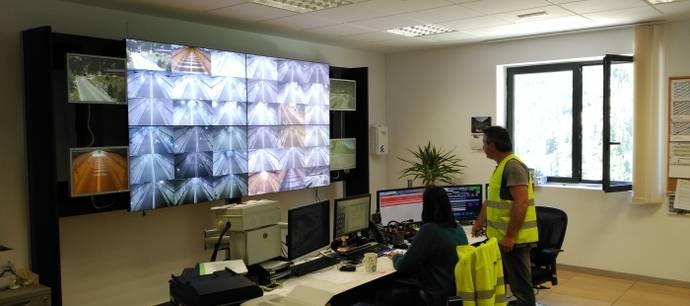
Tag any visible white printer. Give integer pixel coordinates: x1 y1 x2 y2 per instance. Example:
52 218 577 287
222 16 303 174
211 200 282 266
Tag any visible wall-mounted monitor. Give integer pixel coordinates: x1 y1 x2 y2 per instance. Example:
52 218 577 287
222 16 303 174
330 138 356 171
329 79 356 111
66 53 126 104
126 39 330 211
70 146 129 197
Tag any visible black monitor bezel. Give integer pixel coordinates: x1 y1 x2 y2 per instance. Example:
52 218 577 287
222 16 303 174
375 186 426 224
287 199 331 260
333 193 371 239
444 184 483 221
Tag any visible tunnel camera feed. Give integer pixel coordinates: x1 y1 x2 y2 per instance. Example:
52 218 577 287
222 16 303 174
126 39 330 210
329 79 356 111
67 54 126 104
70 146 129 197
330 138 356 171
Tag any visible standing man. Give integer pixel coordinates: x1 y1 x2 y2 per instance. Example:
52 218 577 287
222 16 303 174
472 126 538 306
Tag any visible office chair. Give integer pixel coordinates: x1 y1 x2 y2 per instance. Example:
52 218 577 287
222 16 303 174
531 206 568 289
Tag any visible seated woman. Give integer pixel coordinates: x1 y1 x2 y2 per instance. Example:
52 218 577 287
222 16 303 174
380 186 469 306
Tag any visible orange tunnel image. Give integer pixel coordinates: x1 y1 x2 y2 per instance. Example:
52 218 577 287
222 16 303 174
71 148 128 196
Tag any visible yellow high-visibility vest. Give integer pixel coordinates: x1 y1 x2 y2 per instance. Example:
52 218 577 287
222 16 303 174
486 154 538 244
455 238 507 306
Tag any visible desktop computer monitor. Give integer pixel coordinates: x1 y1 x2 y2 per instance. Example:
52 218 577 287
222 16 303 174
376 187 425 225
287 200 330 260
444 184 483 221
377 185 483 225
333 194 371 239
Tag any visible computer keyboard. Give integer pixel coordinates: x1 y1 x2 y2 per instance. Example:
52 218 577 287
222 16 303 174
290 256 339 276
342 242 391 261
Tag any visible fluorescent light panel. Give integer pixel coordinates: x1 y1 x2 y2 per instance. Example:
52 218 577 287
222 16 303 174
387 24 456 38
647 0 682 3
251 0 353 13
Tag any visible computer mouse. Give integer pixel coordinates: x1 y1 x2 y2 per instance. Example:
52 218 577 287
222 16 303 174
339 264 356 272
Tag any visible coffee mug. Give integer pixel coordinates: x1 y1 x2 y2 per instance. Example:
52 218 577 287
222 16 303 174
363 252 378 272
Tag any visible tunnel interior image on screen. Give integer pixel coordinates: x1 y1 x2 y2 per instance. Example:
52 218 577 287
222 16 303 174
126 39 330 211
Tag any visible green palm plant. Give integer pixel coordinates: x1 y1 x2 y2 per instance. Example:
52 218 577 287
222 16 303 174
398 141 465 186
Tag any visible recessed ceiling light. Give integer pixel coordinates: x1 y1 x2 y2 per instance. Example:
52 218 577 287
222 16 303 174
646 0 682 4
517 11 549 19
386 24 457 38
251 0 353 13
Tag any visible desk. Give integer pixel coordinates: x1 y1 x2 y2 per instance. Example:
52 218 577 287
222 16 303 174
242 226 486 306
242 256 396 306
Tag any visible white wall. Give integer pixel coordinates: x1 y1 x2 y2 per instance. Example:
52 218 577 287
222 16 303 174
0 1 386 305
386 21 690 283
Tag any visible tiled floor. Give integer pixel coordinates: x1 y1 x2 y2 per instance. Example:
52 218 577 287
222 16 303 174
533 269 690 306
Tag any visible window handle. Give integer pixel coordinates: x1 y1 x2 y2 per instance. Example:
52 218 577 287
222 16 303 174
609 142 621 145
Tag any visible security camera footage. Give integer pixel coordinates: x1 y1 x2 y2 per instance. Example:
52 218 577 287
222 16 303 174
67 53 126 104
127 39 330 211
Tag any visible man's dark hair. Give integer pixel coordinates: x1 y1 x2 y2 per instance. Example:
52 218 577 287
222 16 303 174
483 126 513 152
421 186 457 228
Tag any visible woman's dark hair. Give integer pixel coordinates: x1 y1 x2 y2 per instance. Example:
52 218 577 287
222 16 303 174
483 126 513 152
421 186 457 228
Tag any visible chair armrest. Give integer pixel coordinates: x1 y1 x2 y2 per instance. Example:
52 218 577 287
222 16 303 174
540 248 563 256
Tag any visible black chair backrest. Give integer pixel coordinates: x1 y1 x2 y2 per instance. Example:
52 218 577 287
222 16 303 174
535 206 567 251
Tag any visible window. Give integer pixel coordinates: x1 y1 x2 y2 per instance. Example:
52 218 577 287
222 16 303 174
506 55 633 191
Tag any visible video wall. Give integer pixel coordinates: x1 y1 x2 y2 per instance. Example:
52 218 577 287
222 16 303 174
126 39 330 211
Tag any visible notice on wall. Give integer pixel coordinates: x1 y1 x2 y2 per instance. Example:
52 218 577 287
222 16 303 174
670 142 690 178
673 179 690 211
471 116 491 151
671 79 690 141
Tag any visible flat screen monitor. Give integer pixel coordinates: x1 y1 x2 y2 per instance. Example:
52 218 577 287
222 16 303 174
330 138 356 171
377 187 425 225
334 194 371 238
444 184 483 221
287 200 330 260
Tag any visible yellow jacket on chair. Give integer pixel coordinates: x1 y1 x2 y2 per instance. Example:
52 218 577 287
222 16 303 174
454 238 507 306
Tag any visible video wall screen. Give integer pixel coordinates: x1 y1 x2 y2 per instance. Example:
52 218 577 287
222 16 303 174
66 53 126 104
126 39 330 211
70 146 129 197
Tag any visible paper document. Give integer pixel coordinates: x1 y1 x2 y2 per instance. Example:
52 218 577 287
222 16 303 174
674 180 690 211
672 100 690 122
198 259 248 275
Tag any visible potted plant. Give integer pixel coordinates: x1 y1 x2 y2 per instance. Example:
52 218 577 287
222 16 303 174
398 141 465 186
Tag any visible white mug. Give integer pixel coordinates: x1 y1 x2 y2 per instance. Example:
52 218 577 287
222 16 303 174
363 252 378 272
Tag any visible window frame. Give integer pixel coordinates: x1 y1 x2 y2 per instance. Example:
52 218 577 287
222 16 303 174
602 54 634 192
506 59 623 186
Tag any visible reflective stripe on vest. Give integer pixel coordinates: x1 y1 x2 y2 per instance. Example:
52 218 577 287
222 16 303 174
486 154 539 244
455 238 508 306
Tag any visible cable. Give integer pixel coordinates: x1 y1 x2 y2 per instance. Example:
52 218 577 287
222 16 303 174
90 196 114 210
86 105 95 147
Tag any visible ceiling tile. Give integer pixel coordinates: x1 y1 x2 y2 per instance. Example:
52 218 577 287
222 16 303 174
342 31 401 42
208 3 296 21
304 1 395 23
584 5 663 25
403 4 484 23
464 15 591 38
306 23 376 36
440 15 513 30
362 0 455 15
492 5 574 23
652 1 690 18
261 13 339 30
561 0 649 15
351 15 421 30
460 0 552 14
422 30 478 42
